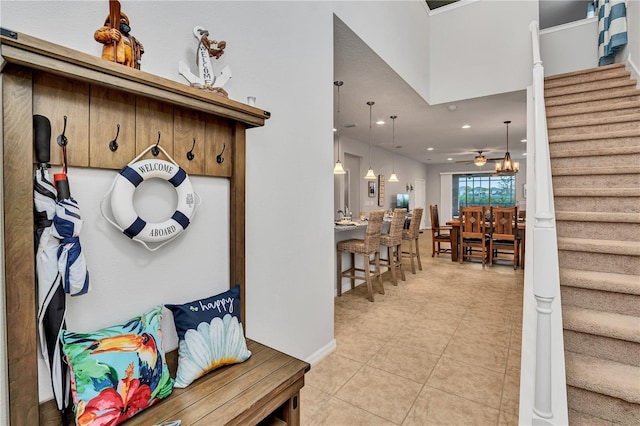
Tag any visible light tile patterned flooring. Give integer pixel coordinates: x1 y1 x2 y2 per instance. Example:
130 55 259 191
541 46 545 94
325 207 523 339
302 237 524 425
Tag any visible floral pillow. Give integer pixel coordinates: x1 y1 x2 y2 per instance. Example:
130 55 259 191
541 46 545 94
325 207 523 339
166 286 251 388
60 305 174 425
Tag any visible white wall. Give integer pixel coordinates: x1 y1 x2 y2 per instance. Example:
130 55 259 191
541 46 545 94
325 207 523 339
427 0 538 105
540 18 599 76
622 0 640 79
0 0 434 415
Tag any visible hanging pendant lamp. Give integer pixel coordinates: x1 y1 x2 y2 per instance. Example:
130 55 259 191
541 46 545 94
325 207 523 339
388 115 399 182
333 81 346 174
495 120 520 174
364 101 376 180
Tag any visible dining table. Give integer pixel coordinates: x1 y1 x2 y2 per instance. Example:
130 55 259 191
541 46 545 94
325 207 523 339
445 219 526 268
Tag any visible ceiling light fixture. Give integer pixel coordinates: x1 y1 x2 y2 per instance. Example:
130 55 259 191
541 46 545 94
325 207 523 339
495 120 519 174
376 120 385 125
462 124 471 129
388 115 399 183
364 101 377 180
333 81 346 174
473 152 487 166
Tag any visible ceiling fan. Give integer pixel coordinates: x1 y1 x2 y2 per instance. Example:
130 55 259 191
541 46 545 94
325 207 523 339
455 150 502 167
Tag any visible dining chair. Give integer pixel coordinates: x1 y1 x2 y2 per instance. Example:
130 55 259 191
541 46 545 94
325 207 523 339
459 206 490 267
429 204 452 257
402 207 424 274
379 208 407 286
337 210 385 302
490 206 519 269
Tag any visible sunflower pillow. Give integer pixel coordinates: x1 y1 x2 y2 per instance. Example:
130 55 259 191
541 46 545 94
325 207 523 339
166 286 251 388
60 305 174 426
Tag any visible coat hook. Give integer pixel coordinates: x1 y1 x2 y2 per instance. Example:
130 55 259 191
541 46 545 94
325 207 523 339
57 115 68 147
151 131 161 156
109 124 120 152
186 138 196 161
216 143 226 164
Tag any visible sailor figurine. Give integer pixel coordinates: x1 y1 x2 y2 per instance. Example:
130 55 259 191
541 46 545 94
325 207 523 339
94 11 144 69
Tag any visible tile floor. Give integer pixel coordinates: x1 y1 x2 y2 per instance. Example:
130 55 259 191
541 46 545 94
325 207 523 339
302 237 524 425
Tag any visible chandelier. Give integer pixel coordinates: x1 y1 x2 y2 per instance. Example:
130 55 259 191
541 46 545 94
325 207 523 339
495 120 519 174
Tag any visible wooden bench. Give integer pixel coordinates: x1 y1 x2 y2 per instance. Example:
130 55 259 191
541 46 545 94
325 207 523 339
40 340 310 425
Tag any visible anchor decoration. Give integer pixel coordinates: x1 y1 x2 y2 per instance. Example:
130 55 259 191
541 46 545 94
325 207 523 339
179 26 232 97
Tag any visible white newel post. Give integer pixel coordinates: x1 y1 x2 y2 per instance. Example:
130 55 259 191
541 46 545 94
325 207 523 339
530 20 560 419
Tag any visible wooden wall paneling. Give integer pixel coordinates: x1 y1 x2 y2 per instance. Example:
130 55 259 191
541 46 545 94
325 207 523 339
205 115 233 177
89 85 136 169
173 107 205 175
33 71 90 167
135 96 174 160
2 65 40 425
230 122 246 328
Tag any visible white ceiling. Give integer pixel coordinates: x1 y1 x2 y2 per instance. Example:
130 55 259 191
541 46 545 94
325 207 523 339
332 1 589 166
333 17 527 166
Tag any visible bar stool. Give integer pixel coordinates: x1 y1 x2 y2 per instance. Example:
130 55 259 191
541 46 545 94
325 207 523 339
337 210 385 302
402 207 424 274
379 208 407 286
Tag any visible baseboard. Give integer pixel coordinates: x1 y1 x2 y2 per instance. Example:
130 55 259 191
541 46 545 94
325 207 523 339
304 338 336 366
626 54 640 89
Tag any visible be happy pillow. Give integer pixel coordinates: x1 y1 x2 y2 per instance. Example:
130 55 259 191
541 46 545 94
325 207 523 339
60 305 174 426
166 286 251 388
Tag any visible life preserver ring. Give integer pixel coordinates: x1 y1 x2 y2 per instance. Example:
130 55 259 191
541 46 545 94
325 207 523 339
110 158 196 243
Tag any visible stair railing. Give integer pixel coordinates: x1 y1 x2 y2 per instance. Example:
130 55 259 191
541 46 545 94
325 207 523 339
520 21 568 425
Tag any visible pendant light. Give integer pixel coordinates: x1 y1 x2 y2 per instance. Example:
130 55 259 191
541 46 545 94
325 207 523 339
388 115 399 182
333 81 346 174
495 120 520 174
364 101 376 180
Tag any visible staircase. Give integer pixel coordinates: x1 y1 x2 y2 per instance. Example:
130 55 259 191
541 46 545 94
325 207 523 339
544 63 640 424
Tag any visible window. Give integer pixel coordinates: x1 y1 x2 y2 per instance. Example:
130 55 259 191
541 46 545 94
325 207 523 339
452 173 516 216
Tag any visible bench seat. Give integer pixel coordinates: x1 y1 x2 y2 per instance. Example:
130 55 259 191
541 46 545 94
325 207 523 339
40 339 310 426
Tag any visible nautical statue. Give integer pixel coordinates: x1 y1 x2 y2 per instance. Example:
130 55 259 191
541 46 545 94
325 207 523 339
179 26 232 97
94 1 144 69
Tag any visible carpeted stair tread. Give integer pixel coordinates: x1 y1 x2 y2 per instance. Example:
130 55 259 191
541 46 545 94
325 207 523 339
565 352 640 404
548 128 640 143
546 113 640 130
545 86 639 107
556 211 640 224
550 145 640 158
545 79 637 98
546 99 640 118
553 187 640 197
563 306 640 343
557 237 640 256
560 268 640 295
552 165 640 176
545 63 627 86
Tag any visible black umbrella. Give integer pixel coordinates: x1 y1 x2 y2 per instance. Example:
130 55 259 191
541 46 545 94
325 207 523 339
33 114 70 413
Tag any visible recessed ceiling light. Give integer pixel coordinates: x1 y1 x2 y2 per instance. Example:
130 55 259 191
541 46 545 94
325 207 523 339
447 157 453 161
333 127 337 132
523 152 527 156
521 139 527 143
376 120 385 125
427 147 434 151
447 105 457 112
462 124 471 129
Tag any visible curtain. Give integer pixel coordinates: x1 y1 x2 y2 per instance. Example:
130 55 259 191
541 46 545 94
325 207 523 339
598 0 628 66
